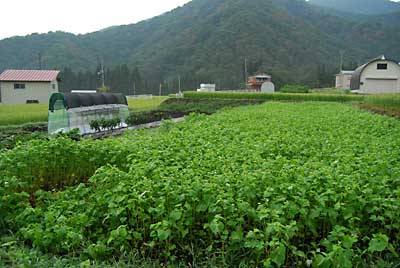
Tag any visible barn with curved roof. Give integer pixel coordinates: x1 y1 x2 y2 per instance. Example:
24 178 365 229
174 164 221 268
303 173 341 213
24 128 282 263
350 55 400 94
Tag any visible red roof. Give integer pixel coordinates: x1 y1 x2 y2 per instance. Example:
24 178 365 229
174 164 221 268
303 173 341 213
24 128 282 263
0 70 60 82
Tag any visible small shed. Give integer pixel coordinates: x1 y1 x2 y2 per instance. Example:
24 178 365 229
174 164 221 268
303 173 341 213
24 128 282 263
48 92 129 135
350 55 400 94
0 70 60 104
197 84 216 92
335 70 354 90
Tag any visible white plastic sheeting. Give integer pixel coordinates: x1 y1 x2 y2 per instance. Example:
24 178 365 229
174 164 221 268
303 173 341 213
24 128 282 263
48 104 130 135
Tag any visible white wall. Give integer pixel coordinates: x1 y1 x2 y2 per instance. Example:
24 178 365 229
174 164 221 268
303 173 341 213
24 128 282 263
0 80 58 104
360 61 400 94
335 74 352 89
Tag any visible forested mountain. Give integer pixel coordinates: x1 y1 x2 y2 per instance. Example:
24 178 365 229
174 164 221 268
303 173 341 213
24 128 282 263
309 0 400 15
1 0 400 93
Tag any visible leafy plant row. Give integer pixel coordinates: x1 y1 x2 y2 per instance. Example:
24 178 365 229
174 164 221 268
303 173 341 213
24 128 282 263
89 117 122 133
1 102 400 267
0 135 139 193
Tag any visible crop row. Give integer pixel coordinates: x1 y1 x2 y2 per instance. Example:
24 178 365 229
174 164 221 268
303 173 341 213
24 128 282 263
1 102 400 267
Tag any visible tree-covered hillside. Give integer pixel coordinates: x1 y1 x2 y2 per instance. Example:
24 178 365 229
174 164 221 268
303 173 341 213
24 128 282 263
309 0 400 15
0 0 400 91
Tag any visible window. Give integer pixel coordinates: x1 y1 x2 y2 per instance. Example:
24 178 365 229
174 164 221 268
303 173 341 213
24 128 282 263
14 83 26 89
377 63 387 70
52 84 56 90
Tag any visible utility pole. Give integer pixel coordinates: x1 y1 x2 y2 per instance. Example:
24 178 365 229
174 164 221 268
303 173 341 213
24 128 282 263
101 57 105 87
159 83 162 96
339 50 345 71
133 81 136 96
178 75 181 95
244 58 248 89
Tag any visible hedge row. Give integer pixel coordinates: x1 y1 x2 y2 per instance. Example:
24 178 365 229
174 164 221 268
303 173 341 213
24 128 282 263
184 91 365 102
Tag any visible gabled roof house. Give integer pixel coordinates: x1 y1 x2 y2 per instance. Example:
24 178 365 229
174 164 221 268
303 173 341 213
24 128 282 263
0 70 60 104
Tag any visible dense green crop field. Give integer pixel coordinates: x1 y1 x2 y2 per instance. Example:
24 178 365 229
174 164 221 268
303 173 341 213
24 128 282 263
1 102 400 267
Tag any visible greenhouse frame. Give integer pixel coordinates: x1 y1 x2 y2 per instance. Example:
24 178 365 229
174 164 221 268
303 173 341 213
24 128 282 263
48 92 130 135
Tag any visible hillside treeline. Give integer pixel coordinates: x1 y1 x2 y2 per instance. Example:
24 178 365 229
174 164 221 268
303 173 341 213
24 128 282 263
59 61 341 95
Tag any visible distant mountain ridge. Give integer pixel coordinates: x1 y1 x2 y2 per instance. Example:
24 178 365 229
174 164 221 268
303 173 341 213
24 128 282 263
0 0 399 89
308 0 400 15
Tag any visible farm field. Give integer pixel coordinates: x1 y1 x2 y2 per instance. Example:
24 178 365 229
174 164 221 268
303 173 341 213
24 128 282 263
127 96 168 111
0 103 48 126
0 96 168 126
361 94 400 117
1 102 399 267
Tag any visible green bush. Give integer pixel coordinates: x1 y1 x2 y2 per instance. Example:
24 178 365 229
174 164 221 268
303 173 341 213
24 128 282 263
280 84 310 93
183 91 365 102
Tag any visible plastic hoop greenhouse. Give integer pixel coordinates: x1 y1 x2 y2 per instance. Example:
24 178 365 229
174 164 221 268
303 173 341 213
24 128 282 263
48 92 130 135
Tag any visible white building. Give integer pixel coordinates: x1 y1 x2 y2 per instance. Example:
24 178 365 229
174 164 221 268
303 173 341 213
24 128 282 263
197 84 216 92
335 70 354 90
0 70 60 104
350 55 400 94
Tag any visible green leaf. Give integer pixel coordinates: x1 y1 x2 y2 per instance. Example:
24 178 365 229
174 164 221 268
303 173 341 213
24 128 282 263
342 235 357 249
271 243 286 267
157 229 171 241
368 234 389 253
169 209 182 221
231 230 244 242
209 218 224 235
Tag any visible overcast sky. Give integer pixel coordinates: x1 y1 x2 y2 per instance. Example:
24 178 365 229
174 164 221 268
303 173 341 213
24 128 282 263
1 0 400 40
0 0 192 40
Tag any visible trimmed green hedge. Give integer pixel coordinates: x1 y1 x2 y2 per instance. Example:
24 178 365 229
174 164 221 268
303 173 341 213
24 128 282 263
280 84 310 93
184 91 365 102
